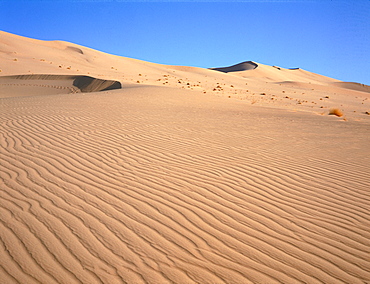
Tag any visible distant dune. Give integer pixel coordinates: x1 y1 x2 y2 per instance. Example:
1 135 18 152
210 61 259 72
331 81 370 93
1 31 370 284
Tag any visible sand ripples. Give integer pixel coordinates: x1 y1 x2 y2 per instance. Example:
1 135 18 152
1 90 370 283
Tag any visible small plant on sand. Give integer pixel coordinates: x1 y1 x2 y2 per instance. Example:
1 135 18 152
329 108 343 117
251 98 258 104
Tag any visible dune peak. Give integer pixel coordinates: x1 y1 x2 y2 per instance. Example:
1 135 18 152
210 61 259 73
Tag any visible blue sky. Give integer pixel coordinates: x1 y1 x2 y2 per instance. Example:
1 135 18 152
1 0 369 85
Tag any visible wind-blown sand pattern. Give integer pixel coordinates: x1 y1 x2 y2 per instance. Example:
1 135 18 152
1 31 370 283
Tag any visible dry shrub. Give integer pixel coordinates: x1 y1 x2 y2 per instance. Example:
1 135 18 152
329 108 343 117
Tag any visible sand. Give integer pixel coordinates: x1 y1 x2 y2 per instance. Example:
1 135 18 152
1 30 370 283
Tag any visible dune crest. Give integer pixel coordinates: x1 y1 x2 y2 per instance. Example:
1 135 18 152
0 74 121 98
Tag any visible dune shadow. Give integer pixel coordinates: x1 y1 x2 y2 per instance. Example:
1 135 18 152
73 76 122 92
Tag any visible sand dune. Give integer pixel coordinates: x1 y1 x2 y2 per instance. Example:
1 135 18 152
1 31 370 283
0 75 121 98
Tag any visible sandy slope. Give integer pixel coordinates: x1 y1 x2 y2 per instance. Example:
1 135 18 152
1 31 370 283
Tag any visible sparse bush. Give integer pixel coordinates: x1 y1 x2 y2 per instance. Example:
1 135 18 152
329 108 343 117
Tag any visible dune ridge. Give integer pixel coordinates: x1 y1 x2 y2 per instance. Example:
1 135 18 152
1 31 370 283
0 75 121 98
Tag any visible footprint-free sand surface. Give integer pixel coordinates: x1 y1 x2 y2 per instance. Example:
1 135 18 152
1 31 370 283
